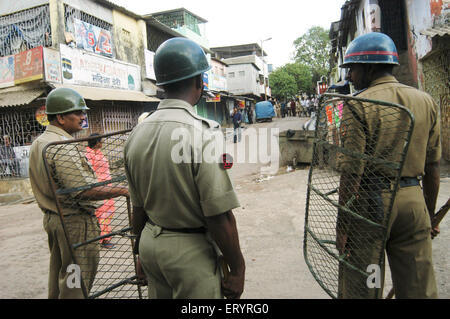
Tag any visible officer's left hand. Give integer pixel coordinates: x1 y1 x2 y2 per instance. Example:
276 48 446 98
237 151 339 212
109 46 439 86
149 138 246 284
431 226 440 239
135 256 148 285
222 271 245 299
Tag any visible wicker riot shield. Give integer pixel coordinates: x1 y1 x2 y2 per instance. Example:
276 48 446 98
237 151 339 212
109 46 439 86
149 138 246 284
42 129 147 299
304 93 415 299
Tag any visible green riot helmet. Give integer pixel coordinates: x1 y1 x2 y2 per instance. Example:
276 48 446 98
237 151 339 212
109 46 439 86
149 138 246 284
45 88 89 115
154 37 211 86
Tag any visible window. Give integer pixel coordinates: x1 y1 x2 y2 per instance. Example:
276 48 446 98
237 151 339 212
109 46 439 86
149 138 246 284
378 0 407 50
64 4 114 57
228 72 235 78
0 5 52 57
239 71 245 77
121 29 131 48
64 5 112 33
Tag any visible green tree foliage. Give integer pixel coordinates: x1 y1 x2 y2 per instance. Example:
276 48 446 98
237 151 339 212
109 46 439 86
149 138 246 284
269 63 313 99
293 26 331 79
269 26 331 98
269 69 297 100
283 63 312 94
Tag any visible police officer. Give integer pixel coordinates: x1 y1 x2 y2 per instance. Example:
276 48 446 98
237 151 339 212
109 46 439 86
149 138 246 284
124 38 245 299
29 88 128 298
336 32 441 298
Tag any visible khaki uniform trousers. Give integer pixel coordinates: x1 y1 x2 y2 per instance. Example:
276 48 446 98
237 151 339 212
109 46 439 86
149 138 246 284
338 185 438 299
43 213 100 299
386 185 437 298
139 222 223 299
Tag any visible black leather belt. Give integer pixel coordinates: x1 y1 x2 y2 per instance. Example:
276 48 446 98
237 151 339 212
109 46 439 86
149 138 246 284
398 177 420 188
147 217 207 234
376 177 420 189
43 209 94 217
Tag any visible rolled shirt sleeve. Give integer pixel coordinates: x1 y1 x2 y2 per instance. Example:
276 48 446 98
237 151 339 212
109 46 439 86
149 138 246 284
426 99 442 164
194 129 240 217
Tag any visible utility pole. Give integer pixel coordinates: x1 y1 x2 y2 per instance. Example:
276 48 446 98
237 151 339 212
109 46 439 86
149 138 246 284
260 37 272 101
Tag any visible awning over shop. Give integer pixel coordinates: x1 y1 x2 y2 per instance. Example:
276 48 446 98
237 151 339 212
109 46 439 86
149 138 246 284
420 25 450 38
0 87 45 107
50 84 160 102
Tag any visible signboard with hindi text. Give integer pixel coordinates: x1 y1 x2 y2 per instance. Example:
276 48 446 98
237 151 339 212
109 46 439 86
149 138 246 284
60 44 141 91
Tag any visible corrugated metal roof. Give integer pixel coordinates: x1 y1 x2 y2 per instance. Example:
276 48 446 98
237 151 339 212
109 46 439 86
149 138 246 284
0 88 45 107
420 25 450 37
50 84 160 102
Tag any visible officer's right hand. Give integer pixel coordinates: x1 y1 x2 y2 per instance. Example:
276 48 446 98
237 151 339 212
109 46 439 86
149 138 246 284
135 256 148 286
222 270 245 299
336 230 348 256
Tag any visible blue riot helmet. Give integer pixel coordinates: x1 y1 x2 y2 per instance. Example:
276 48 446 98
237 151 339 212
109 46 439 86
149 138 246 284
340 32 400 68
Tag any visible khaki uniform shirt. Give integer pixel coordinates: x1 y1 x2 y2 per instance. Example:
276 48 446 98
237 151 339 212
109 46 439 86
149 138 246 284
339 76 441 177
124 99 240 229
29 125 98 215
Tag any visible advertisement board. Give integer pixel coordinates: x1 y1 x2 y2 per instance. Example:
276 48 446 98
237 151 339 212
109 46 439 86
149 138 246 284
14 46 43 85
203 72 209 90
43 48 62 83
144 49 156 80
60 44 141 91
0 55 15 88
35 105 49 127
209 73 227 92
74 18 114 58
206 94 221 103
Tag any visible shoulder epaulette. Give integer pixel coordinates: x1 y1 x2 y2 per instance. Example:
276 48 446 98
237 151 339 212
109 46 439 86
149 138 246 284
353 88 367 96
151 107 220 129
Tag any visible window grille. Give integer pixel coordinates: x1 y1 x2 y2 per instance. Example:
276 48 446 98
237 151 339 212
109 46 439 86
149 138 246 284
422 48 450 161
146 24 173 52
153 11 202 35
64 4 112 34
0 5 52 57
102 104 142 134
0 106 46 179
378 0 407 50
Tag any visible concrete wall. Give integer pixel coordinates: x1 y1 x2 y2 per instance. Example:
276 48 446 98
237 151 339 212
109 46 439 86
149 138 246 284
62 0 113 23
226 64 259 96
111 10 153 96
224 55 269 97
0 0 49 15
112 10 145 67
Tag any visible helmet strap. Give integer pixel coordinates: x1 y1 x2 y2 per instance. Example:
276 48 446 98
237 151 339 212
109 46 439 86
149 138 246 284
195 74 204 106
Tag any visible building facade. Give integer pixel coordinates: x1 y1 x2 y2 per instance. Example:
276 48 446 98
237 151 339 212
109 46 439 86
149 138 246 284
212 43 272 101
0 0 163 183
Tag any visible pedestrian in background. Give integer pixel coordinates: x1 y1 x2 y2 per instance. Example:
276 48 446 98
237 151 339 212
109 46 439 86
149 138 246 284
0 135 20 177
86 133 116 249
232 105 242 143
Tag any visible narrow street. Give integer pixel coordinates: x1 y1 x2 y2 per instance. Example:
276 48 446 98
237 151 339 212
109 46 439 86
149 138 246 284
0 116 448 299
